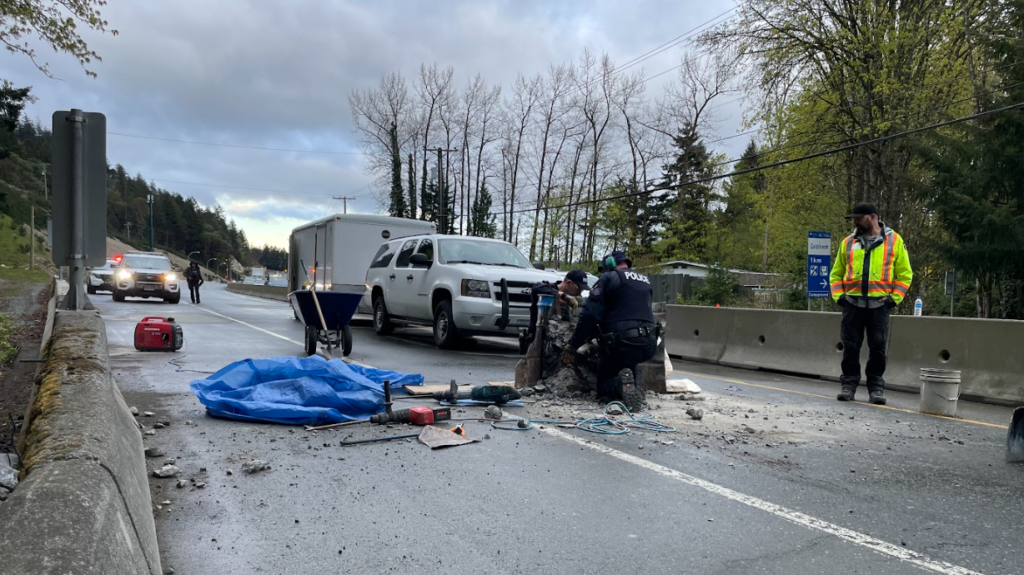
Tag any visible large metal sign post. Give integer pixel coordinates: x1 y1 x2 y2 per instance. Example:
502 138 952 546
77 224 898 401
807 231 832 309
52 109 106 310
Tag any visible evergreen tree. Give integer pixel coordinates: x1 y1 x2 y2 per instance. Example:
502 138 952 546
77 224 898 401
470 184 497 238
912 0 1024 318
656 125 718 263
388 123 407 218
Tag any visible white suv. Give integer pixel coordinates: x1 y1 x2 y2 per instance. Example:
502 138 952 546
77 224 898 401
365 235 557 348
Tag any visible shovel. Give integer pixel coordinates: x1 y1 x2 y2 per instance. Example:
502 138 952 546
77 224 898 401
1007 407 1024 463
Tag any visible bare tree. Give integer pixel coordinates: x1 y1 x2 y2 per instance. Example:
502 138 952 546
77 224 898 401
415 63 455 218
349 72 411 210
499 74 541 242
528 64 575 260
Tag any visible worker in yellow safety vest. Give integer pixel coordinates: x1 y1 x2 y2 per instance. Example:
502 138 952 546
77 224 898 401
829 203 913 405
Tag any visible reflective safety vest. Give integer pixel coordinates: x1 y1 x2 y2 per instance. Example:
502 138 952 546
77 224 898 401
829 226 913 305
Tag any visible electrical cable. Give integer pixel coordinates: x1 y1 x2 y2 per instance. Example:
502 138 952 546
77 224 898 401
576 401 677 435
167 337 216 375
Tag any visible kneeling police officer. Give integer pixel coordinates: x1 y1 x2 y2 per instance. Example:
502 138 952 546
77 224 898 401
567 251 658 410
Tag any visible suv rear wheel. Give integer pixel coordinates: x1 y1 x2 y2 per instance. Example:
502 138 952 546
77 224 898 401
373 296 394 336
433 300 460 349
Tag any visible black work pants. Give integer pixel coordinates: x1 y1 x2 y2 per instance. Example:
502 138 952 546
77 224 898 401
596 334 658 398
188 282 201 303
839 303 890 391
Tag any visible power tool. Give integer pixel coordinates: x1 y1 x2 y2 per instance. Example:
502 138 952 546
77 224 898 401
368 380 452 424
431 379 521 405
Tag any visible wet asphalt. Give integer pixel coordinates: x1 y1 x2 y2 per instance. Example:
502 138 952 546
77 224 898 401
92 284 1023 575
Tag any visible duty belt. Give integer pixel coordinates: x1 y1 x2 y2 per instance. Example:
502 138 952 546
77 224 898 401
603 323 661 343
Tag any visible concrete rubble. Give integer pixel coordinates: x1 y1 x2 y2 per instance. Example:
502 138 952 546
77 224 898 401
242 460 271 474
152 465 180 478
0 458 18 491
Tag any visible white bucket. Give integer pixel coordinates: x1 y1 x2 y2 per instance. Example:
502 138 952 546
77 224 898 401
919 368 961 417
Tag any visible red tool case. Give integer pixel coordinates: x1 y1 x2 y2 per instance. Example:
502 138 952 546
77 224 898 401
134 317 184 352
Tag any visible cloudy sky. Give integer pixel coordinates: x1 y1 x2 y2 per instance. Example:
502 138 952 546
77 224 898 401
3 0 745 248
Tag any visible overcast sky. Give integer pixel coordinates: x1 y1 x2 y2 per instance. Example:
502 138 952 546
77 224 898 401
3 0 745 248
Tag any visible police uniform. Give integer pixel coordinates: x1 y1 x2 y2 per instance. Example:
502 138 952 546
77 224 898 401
568 252 658 401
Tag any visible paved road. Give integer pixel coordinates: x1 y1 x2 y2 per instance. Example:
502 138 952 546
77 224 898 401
94 284 1022 575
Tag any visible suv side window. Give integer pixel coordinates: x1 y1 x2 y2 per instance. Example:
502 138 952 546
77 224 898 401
369 243 396 268
415 239 433 261
395 239 418 268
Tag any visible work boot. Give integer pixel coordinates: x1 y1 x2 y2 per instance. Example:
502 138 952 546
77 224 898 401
618 368 645 412
837 385 856 401
868 390 886 405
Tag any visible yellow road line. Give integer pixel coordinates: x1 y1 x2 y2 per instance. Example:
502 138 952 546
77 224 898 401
672 369 1009 430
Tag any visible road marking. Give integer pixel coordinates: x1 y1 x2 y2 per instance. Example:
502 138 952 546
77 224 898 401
673 369 1009 430
542 426 986 575
195 306 372 368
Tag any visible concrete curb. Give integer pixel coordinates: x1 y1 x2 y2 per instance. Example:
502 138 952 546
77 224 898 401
0 312 161 575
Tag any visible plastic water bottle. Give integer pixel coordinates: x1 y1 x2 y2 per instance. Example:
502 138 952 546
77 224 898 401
914 297 923 316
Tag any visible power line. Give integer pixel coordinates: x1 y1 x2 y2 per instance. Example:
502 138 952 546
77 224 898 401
568 8 737 98
495 101 1024 217
492 83 1011 218
702 59 1024 148
108 131 367 156
151 178 369 198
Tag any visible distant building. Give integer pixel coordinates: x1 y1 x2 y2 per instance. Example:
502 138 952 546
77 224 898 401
639 260 784 289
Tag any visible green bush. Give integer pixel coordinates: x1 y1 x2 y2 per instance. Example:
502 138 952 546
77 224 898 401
692 266 740 306
0 314 18 366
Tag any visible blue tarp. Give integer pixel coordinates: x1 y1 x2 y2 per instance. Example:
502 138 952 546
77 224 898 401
189 356 424 425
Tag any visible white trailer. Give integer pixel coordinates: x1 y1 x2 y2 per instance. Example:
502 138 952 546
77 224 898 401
288 214 436 313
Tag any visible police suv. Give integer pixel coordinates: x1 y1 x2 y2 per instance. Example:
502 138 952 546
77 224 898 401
112 251 182 304
364 235 558 349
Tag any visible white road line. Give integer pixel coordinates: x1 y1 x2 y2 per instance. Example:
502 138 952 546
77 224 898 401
540 427 985 575
195 306 372 368
196 306 305 347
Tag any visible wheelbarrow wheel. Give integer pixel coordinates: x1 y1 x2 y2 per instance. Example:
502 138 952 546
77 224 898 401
342 325 353 357
304 325 318 356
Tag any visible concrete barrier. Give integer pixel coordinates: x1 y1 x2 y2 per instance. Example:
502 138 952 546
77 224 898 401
665 304 1024 406
886 316 1024 405
0 311 161 575
664 305 734 363
718 308 845 381
226 282 289 301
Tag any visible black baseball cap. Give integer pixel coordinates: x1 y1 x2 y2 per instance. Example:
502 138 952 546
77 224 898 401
846 203 878 219
564 269 589 289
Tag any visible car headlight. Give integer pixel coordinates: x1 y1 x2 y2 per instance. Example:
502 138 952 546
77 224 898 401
117 270 133 280
165 273 177 282
462 279 491 298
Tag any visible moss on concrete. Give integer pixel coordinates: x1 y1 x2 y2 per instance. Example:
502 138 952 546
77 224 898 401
19 316 109 477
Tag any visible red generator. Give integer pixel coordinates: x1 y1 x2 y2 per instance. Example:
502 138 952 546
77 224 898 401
134 317 184 352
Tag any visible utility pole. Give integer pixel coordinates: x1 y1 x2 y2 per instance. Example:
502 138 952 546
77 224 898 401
425 147 457 233
147 194 154 251
42 167 47 201
332 196 356 214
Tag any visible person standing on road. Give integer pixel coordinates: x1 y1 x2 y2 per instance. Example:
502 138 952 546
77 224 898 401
519 270 589 354
567 251 659 411
185 261 205 304
829 203 913 405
